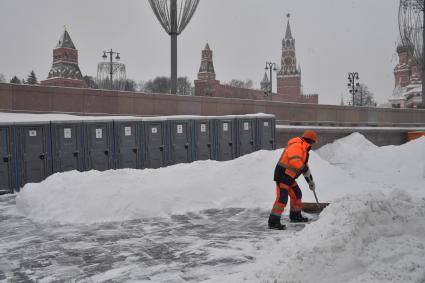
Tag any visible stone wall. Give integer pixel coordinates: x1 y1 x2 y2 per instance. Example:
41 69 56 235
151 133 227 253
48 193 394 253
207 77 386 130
276 127 413 150
194 79 318 103
1 83 424 126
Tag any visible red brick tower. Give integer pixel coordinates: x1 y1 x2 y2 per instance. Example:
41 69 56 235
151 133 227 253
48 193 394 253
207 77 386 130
194 43 220 96
276 14 302 101
41 28 85 88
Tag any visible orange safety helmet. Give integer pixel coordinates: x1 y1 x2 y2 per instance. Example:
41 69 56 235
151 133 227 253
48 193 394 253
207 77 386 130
302 130 318 143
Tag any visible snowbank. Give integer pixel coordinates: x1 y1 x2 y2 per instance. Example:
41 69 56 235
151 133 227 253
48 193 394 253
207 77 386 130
318 133 425 196
15 151 280 224
14 149 360 224
15 133 425 224
213 190 425 283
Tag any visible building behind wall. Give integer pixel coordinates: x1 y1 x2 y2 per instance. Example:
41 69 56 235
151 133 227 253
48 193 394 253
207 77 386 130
389 43 422 108
41 28 86 88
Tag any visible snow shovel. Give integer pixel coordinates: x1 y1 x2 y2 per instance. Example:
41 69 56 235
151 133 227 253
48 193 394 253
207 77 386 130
301 190 329 214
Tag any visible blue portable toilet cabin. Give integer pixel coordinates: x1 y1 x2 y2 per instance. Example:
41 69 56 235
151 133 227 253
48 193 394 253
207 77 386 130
14 121 52 190
51 120 85 173
192 116 215 161
83 119 114 171
113 119 143 169
236 114 257 157
256 114 276 150
167 117 193 165
214 116 237 161
0 123 14 194
142 117 168 169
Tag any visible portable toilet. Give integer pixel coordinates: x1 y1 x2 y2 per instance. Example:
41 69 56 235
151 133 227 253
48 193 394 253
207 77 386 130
51 120 84 173
256 114 276 150
192 118 215 160
143 119 167 169
0 123 14 194
236 115 257 157
15 121 52 189
168 119 193 165
113 119 143 169
83 120 114 171
215 118 236 161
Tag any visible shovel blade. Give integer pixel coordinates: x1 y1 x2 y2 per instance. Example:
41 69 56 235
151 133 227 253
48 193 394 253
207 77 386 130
301 202 330 214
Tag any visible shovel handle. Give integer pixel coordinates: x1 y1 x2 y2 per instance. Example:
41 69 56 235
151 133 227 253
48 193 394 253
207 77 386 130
313 190 320 207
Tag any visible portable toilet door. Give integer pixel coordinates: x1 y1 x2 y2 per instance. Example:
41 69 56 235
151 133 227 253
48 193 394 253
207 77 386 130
237 118 256 157
51 121 84 173
0 125 13 194
84 121 113 171
16 122 52 188
144 121 166 169
114 120 141 169
257 117 275 150
193 120 213 160
215 119 236 161
169 120 192 165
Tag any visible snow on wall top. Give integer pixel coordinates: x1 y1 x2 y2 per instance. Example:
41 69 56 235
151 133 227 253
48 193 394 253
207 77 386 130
0 112 274 124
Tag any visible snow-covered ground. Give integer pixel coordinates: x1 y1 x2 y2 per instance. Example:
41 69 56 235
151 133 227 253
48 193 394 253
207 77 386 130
1 133 425 282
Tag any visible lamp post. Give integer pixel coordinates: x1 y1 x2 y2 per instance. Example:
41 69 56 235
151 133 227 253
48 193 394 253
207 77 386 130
347 72 360 106
265 62 277 100
149 0 200 94
102 49 121 90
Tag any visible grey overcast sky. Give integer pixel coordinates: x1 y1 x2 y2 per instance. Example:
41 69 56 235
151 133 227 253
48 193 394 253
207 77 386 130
0 0 399 105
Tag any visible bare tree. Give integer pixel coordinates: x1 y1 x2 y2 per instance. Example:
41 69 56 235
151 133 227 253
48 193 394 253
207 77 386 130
225 79 254 89
353 84 377 107
141 76 192 95
0 73 6 83
83 75 98 89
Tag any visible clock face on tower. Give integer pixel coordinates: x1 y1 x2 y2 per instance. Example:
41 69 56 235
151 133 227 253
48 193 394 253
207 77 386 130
284 57 292 65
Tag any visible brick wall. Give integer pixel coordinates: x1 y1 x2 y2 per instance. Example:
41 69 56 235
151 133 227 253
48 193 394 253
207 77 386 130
1 83 424 126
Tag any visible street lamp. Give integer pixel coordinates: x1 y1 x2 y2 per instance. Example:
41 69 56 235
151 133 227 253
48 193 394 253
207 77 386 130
102 49 121 90
347 72 360 106
265 62 277 100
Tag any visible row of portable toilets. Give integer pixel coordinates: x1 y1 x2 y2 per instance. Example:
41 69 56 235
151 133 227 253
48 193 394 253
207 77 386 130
0 114 276 194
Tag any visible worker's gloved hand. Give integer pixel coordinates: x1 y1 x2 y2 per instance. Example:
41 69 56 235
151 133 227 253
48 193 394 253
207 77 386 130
303 167 315 191
309 180 316 191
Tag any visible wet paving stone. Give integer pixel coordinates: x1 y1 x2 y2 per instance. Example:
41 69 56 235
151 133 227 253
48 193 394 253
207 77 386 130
0 194 311 281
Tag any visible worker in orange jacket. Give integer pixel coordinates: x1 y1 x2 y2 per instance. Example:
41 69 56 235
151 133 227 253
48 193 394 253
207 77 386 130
268 130 318 230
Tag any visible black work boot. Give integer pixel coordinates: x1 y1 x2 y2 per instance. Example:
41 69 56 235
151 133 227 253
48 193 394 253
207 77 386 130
289 211 309 223
268 214 286 230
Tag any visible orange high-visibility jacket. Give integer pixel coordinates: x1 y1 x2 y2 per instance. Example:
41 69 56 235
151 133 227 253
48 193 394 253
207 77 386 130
276 137 311 179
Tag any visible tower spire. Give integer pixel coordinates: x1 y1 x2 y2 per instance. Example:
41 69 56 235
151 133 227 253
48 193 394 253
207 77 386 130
56 28 76 49
285 13 292 39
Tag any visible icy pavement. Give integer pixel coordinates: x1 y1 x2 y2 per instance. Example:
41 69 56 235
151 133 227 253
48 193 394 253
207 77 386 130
0 194 312 282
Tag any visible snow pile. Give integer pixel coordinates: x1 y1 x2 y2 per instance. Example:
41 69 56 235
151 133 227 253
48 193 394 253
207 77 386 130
318 133 425 195
15 151 280 224
221 190 425 283
15 147 365 224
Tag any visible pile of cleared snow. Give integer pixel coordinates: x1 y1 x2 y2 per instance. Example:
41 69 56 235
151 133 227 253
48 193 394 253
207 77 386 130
216 190 425 283
16 151 281 224
16 132 423 224
15 146 369 224
318 133 425 195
